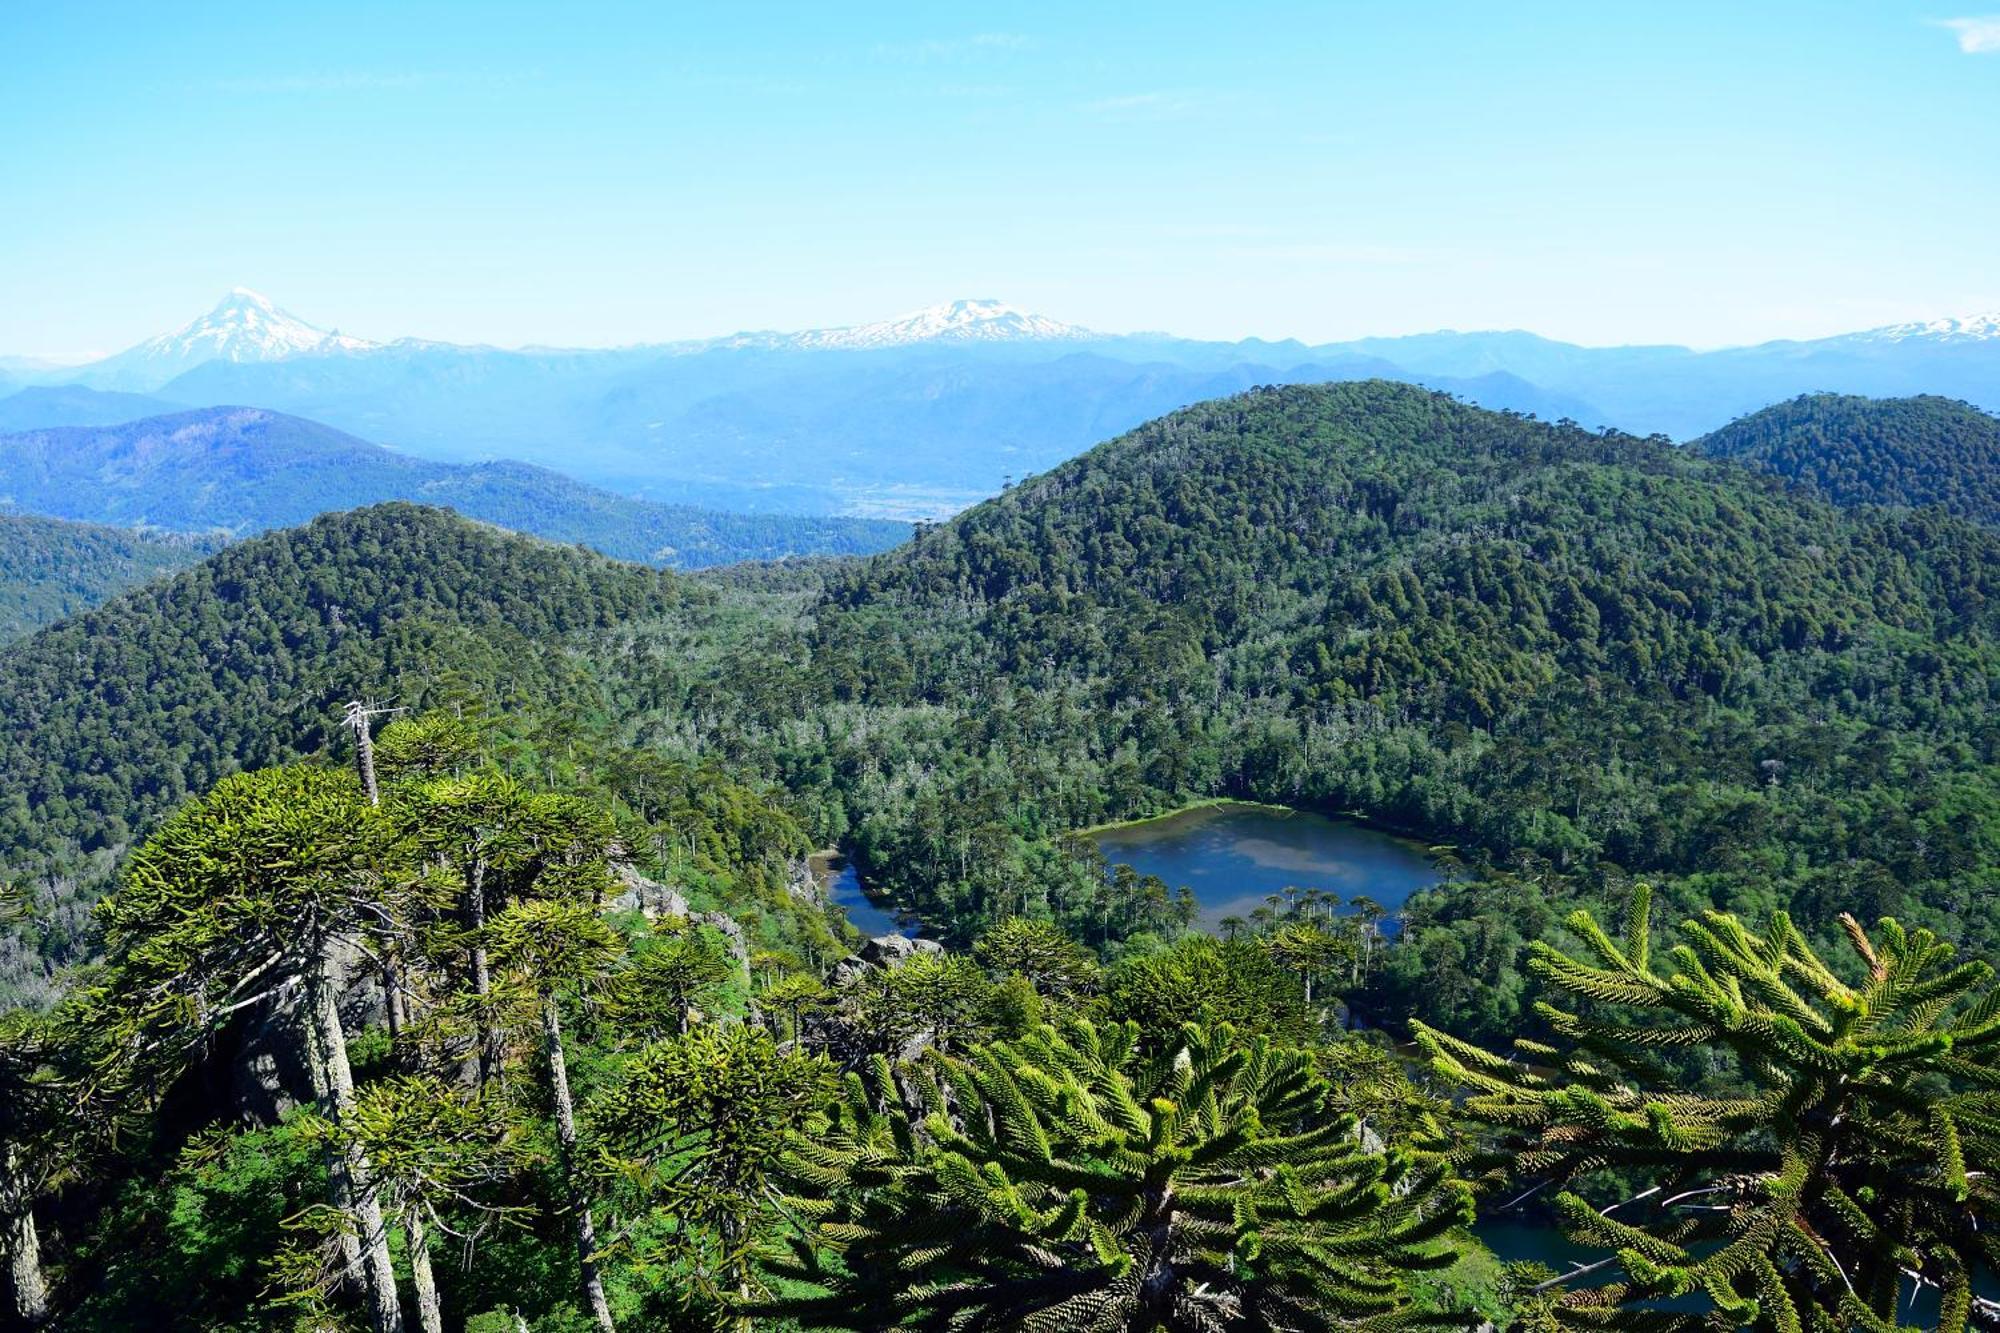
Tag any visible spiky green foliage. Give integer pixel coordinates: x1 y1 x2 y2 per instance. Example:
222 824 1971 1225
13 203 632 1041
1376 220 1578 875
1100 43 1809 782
487 898 624 1000
759 971 831 1042
97 765 387 1054
396 774 618 1081
1415 884 2000 1333
372 711 483 782
607 924 737 1039
592 1025 834 1312
764 1016 1474 1331
973 918 1101 998
861 953 1002 1057
286 1076 535 1319
399 773 618 918
300 1074 534 1228
1266 922 1346 1005
1106 936 1313 1049
1316 1036 1451 1146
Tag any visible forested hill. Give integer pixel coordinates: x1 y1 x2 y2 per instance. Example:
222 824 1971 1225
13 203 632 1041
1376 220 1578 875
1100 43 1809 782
1694 392 2000 524
821 381 1995 719
0 406 909 567
639 381 2000 1036
8 383 2000 1032
0 513 221 644
0 504 684 1002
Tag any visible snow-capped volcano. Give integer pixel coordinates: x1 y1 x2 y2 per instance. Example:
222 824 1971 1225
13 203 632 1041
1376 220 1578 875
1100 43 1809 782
72 289 377 391
711 300 1094 352
1854 312 2000 344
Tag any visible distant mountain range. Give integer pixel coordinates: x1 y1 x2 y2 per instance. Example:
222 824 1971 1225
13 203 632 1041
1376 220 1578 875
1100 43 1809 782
0 407 908 567
0 384 186 431
8 291 1997 517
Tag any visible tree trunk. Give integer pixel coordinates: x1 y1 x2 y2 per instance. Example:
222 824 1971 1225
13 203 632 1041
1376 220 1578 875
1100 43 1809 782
305 947 407 1333
542 994 614 1332
468 863 497 1088
383 947 407 1054
301 997 367 1302
347 702 381 806
406 1205 443 1333
3 1148 49 1330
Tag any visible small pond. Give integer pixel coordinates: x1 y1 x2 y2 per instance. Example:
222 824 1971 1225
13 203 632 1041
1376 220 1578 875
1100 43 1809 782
1086 802 1439 929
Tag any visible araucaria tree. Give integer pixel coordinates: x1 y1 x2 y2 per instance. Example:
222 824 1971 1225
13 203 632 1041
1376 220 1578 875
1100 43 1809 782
974 917 1101 998
402 773 618 1087
0 1010 71 1329
0 993 128 1329
768 1017 1474 1331
594 1025 833 1321
1416 885 2000 1333
488 896 625 1332
299 1074 532 1333
98 766 409 1333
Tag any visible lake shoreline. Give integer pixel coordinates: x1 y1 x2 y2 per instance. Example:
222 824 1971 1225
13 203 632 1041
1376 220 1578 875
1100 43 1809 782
1074 796 1292 836
811 846 926 939
1079 797 1436 851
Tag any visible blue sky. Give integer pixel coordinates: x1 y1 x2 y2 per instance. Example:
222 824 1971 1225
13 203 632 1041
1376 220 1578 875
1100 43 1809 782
4 1 1998 357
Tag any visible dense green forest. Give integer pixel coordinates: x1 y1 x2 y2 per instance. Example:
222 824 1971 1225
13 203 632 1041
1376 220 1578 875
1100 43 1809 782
2 381 1998 1329
0 505 684 1007
601 382 1999 1041
0 407 909 568
5 711 1995 1331
0 513 220 644
1697 392 2000 523
6 382 1997 1023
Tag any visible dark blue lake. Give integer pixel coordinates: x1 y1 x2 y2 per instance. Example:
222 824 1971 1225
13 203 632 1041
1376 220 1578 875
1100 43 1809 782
821 853 922 939
1086 802 1439 929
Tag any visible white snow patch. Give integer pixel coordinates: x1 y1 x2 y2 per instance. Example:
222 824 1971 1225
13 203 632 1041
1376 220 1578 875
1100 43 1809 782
674 300 1094 353
1856 312 2000 343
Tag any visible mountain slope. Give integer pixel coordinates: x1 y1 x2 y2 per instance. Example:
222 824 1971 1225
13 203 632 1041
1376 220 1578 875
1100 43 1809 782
0 504 687 1001
0 385 185 432
777 298 1091 349
1857 312 2000 343
1694 393 2000 524
822 381 1993 700
1327 317 2000 438
711 298 1094 350
0 514 222 644
0 407 909 565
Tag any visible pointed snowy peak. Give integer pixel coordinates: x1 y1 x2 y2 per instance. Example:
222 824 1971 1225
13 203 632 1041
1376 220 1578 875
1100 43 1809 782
68 290 379 390
143 288 377 363
1852 311 2000 344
